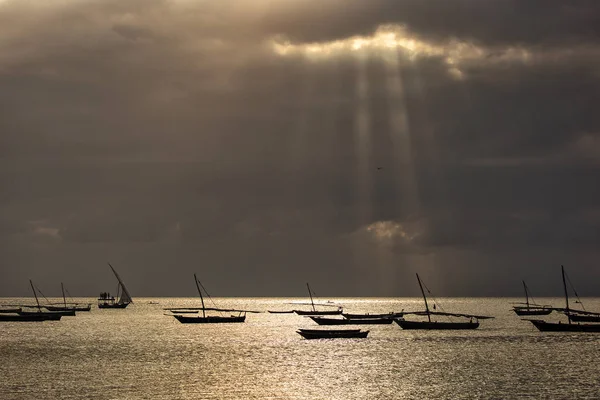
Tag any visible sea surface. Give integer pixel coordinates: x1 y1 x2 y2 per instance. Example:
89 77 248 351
1 297 600 400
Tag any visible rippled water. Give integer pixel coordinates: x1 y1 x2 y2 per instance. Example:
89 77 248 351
1 297 600 399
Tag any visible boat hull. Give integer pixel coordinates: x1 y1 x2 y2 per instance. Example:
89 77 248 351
98 302 129 309
513 308 552 316
268 310 295 314
310 316 393 325
46 305 91 312
529 319 600 332
294 309 343 316
395 319 479 330
173 314 246 324
297 329 369 339
342 312 402 319
0 313 59 322
567 314 600 323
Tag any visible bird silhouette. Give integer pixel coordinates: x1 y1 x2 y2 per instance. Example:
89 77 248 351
377 167 383 170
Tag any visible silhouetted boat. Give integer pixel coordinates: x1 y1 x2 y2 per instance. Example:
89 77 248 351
0 308 22 313
171 274 246 324
310 316 394 325
2 280 63 321
98 263 133 309
528 266 600 332
293 283 343 315
566 311 600 323
342 312 403 319
395 274 491 330
296 328 369 339
512 281 552 316
268 310 295 314
45 283 91 312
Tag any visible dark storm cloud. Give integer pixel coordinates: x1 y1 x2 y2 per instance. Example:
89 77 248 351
1 0 599 296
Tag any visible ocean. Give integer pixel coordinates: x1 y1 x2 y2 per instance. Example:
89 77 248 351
1 297 599 399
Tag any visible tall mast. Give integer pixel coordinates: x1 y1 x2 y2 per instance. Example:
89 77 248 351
30 279 41 312
61 282 67 308
416 273 431 322
561 265 570 324
307 283 315 312
194 274 206 318
522 281 529 308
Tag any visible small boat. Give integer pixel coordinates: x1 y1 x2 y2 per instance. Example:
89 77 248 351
296 328 369 339
44 283 91 312
293 283 343 315
566 311 600 323
268 310 295 314
342 312 403 319
527 266 600 332
171 274 246 324
310 316 394 325
395 273 491 330
98 263 133 309
18 310 68 319
512 281 552 316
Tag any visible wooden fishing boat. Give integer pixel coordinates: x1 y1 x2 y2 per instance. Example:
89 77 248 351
512 281 552 316
296 328 369 339
527 266 600 332
395 274 492 330
310 316 394 325
293 283 343 315
98 263 133 309
171 274 246 324
268 310 295 314
0 280 63 321
45 283 91 312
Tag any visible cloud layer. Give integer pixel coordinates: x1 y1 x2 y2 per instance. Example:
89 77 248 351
1 0 599 296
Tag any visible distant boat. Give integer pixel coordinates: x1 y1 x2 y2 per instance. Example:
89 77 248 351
98 263 133 309
293 283 343 316
171 274 246 324
310 316 393 325
342 312 403 319
512 281 552 316
45 283 92 312
296 328 369 339
2 280 63 321
395 274 492 330
528 266 600 332
0 308 22 313
268 310 295 314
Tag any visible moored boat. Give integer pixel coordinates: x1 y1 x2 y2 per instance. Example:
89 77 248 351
292 283 343 315
170 274 246 324
296 328 369 339
527 266 600 332
396 273 492 330
512 281 552 316
342 312 403 319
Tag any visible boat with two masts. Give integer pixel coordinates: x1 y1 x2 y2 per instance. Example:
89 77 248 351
395 273 493 330
98 263 133 309
170 274 246 324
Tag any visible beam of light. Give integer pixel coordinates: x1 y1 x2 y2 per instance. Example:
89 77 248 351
354 50 371 228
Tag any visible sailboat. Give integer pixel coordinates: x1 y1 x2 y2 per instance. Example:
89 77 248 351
98 263 133 309
171 274 246 324
395 273 493 330
12 280 63 320
528 266 600 332
45 283 92 312
293 283 343 315
512 281 552 316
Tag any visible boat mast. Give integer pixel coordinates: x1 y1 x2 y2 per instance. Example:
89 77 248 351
561 265 570 324
307 283 315 312
522 280 529 309
416 273 431 322
194 274 206 318
29 279 41 312
108 263 133 304
61 282 67 308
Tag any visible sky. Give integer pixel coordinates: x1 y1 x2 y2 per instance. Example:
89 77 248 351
1 0 600 297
